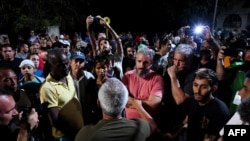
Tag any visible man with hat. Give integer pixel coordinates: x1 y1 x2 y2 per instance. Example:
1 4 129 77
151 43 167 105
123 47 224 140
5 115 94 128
69 51 102 125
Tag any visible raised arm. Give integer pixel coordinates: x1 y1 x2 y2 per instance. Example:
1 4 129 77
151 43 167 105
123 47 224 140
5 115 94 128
203 26 220 60
216 46 226 80
86 15 97 58
99 17 124 58
17 108 39 141
167 65 190 105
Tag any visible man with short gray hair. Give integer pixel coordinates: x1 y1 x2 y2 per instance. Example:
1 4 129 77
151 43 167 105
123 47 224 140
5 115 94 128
75 78 154 141
157 43 197 137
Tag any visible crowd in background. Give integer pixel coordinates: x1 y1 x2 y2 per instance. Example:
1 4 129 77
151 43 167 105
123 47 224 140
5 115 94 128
0 15 250 141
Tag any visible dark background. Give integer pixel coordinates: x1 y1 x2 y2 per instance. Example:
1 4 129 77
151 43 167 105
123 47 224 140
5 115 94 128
0 0 237 41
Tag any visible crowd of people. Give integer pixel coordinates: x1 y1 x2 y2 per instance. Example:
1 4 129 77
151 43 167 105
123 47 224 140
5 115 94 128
0 15 250 141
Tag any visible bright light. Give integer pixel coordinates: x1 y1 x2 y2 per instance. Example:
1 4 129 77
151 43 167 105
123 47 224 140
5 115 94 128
194 25 203 34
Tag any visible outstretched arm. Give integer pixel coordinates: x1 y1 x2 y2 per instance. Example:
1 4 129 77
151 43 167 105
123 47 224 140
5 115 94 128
99 17 124 58
86 15 97 58
202 26 220 60
216 46 226 80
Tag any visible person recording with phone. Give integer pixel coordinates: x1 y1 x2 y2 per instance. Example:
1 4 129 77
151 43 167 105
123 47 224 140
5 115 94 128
0 88 39 141
0 67 43 141
216 37 250 114
86 15 124 80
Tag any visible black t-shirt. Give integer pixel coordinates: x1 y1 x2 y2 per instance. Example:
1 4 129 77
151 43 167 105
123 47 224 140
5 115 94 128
184 97 230 141
0 58 23 76
122 57 135 74
157 70 195 133
0 121 19 141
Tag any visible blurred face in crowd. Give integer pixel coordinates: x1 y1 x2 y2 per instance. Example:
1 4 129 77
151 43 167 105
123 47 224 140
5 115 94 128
173 53 188 73
46 40 53 48
63 45 70 54
0 95 18 126
1 46 15 61
238 77 250 101
94 62 107 78
200 40 209 50
40 37 47 47
20 65 35 77
135 53 152 77
38 50 48 61
30 41 40 53
99 39 112 52
126 47 135 58
51 53 69 78
29 54 40 68
70 58 85 73
22 44 29 53
0 69 18 92
162 40 172 54
154 39 160 50
244 49 250 62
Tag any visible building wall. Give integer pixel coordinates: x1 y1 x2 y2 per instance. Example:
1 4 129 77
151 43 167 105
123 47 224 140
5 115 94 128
216 0 250 32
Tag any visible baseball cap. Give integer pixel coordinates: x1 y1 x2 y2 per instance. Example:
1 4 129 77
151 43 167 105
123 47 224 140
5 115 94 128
70 51 86 60
59 40 70 47
19 59 35 68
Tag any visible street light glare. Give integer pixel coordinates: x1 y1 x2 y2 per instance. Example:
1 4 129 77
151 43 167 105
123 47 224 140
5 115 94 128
194 25 203 34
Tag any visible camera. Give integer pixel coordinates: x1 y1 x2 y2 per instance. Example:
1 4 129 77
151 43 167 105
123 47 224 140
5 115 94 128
93 17 100 25
89 16 103 32
20 82 43 115
19 105 32 123
222 37 248 58
223 48 238 57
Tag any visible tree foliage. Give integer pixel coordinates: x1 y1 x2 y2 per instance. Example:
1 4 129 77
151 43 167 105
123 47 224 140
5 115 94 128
0 0 88 34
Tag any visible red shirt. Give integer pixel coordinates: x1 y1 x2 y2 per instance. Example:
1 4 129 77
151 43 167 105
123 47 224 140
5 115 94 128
38 57 45 71
122 69 164 119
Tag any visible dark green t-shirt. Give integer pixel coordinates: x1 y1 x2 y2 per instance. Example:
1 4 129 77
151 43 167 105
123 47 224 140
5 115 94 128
75 118 151 141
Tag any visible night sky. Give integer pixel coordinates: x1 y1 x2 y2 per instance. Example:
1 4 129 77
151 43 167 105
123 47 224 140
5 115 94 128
85 0 179 35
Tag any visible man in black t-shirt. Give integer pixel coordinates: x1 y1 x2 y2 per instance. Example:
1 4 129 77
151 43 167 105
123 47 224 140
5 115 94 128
0 44 23 76
167 68 230 141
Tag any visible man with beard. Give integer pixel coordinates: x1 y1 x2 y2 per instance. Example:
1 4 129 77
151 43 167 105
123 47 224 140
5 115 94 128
86 15 124 79
216 40 250 114
0 88 39 141
39 48 83 141
0 67 41 141
171 68 230 141
217 70 250 140
0 67 35 113
122 47 164 140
